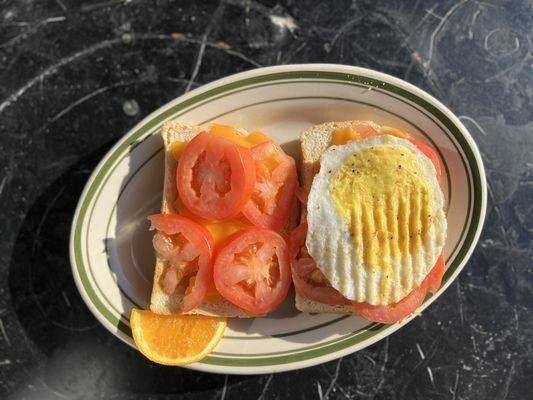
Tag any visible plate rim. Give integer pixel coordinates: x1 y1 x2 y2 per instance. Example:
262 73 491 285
69 63 487 374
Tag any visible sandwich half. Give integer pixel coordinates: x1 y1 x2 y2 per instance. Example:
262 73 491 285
150 121 298 318
292 121 447 322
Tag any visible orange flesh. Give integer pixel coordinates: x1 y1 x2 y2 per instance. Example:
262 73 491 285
130 309 226 365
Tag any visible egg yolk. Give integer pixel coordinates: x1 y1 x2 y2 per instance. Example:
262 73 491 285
331 146 433 283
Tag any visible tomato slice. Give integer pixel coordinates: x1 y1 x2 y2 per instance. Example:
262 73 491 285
352 285 428 324
242 141 298 231
289 223 350 305
213 227 292 314
410 139 442 182
176 131 256 220
148 214 214 313
352 254 446 323
426 254 445 294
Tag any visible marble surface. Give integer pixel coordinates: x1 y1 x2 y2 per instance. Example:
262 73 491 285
1 0 532 399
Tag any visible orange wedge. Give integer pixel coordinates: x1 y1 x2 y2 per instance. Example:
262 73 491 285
130 309 226 366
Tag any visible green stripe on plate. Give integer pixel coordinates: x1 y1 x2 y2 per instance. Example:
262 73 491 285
204 322 389 366
213 322 379 357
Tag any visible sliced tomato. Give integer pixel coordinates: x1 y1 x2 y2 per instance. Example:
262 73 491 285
352 284 428 324
426 254 445 294
410 139 442 182
242 141 298 231
176 131 256 220
352 254 446 323
148 214 214 313
213 227 291 314
289 223 349 305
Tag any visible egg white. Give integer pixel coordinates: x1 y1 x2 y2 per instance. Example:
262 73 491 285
306 135 447 305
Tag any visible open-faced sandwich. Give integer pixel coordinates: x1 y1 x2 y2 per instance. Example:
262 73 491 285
291 121 447 323
149 122 299 317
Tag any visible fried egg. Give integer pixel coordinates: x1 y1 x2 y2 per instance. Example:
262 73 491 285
306 135 447 306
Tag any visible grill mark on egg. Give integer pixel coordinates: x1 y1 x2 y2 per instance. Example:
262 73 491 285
410 189 422 281
347 196 359 302
418 190 437 286
399 188 413 292
333 212 345 292
387 191 402 301
352 194 365 302
422 191 431 241
425 225 436 283
375 195 392 304
361 202 375 303
337 217 350 297
423 191 435 283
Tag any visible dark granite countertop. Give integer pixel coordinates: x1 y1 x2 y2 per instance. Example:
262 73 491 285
1 1 532 399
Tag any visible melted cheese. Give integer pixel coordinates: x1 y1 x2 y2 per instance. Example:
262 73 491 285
173 194 249 245
171 141 188 161
210 123 269 148
332 126 411 147
332 127 362 145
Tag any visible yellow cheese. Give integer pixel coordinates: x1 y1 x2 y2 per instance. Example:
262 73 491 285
210 124 269 148
171 141 188 161
173 197 249 245
332 126 411 146
332 127 362 145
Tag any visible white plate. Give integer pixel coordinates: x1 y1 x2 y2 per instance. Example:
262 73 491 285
69 64 486 374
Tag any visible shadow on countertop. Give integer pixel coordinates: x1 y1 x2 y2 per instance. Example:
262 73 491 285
7 145 253 398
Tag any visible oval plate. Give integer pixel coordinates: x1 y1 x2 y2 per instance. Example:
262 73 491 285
69 64 486 374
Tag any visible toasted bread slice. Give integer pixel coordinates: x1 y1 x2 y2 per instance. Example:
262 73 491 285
296 120 385 315
150 120 298 317
150 121 249 317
